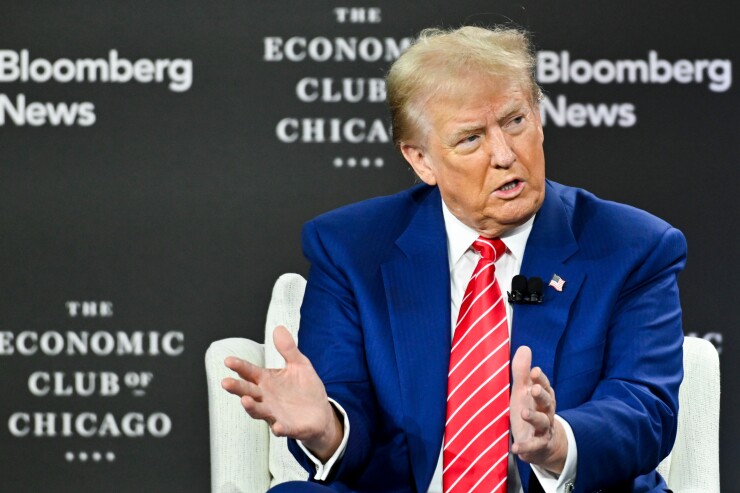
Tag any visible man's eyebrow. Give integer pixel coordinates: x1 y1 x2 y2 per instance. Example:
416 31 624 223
496 102 528 120
448 124 484 141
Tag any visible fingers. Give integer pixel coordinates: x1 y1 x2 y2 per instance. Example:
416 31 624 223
510 349 564 469
222 380 274 423
273 325 304 365
239 395 274 424
221 377 275 424
519 406 552 434
530 366 555 400
530 365 557 422
512 418 568 473
511 432 550 456
224 356 263 383
511 405 553 457
531 382 555 415
513 381 554 443
511 345 532 388
221 367 288 438
221 376 263 401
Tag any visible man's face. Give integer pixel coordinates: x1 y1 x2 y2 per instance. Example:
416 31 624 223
401 75 546 238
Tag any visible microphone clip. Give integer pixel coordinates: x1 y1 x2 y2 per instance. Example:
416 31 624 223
507 275 545 305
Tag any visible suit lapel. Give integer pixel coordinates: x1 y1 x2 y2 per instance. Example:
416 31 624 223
381 187 451 493
513 181 586 491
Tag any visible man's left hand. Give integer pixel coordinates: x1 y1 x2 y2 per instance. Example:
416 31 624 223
510 346 568 474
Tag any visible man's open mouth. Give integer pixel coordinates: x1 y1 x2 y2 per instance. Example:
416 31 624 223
498 180 520 192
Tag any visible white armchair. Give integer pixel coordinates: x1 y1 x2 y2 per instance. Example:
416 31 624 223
206 273 721 493
206 273 309 493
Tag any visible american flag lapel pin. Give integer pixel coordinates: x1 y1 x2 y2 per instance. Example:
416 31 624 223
549 274 565 292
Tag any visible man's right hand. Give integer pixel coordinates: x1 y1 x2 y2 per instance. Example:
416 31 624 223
221 325 343 461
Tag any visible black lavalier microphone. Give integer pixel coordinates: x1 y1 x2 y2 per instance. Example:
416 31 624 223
507 275 545 304
508 275 528 303
527 277 545 303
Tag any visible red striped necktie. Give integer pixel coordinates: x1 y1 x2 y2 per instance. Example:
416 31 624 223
443 236 510 493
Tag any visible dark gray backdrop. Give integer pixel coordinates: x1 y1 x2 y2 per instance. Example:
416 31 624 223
0 1 737 491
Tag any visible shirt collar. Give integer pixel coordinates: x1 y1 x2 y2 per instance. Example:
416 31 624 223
441 200 535 269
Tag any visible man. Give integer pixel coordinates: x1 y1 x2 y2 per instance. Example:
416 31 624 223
222 26 685 492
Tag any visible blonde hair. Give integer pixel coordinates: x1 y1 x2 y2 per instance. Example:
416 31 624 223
386 25 542 147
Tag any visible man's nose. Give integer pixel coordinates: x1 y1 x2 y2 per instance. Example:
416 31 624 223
488 129 515 168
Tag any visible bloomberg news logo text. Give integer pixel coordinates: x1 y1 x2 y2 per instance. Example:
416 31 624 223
0 49 193 127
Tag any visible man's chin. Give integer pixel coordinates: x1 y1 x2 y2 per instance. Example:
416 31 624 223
491 199 539 221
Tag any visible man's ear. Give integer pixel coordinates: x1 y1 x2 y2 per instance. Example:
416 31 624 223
400 143 437 186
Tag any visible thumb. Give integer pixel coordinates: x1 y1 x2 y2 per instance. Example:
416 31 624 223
511 345 532 389
273 325 303 365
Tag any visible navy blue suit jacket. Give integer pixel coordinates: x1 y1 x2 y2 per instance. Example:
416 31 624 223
288 181 686 493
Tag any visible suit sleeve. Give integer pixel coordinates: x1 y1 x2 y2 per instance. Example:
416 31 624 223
558 226 687 492
287 220 379 485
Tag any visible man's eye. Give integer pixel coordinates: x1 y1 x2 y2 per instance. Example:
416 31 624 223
509 116 524 126
460 135 479 145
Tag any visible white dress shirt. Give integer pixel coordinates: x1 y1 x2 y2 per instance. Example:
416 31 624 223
431 202 577 493
299 200 578 493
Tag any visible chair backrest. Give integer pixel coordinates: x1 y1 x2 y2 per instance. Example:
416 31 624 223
656 336 720 491
262 274 310 487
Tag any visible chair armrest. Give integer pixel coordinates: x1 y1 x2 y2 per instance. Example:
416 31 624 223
666 336 720 492
206 338 270 493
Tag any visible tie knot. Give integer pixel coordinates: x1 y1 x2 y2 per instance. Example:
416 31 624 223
472 236 506 261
